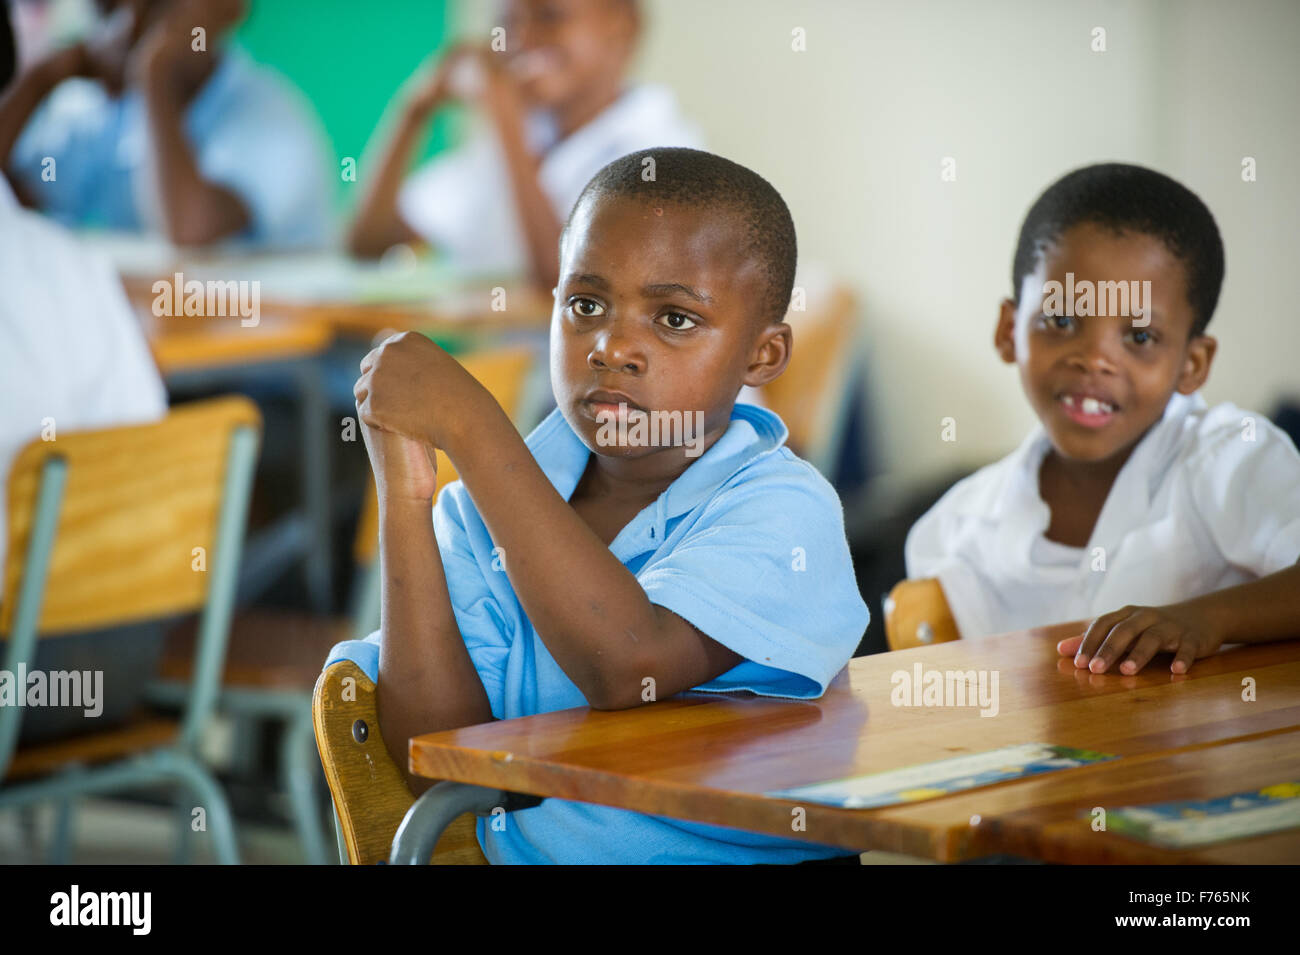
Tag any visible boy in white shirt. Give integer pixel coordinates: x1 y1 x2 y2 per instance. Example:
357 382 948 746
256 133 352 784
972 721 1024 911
346 0 701 287
906 163 1300 676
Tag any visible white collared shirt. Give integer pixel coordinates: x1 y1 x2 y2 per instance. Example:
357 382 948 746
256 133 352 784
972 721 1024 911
0 181 167 580
905 392 1300 637
398 84 704 274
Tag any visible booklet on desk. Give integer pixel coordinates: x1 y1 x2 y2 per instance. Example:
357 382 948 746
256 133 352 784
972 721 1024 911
766 743 1116 810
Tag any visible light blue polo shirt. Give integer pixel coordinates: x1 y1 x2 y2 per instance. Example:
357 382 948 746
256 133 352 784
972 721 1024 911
327 402 870 863
11 45 332 248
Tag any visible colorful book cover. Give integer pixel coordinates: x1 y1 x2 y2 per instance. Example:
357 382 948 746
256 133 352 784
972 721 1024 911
1106 783 1300 848
766 742 1115 809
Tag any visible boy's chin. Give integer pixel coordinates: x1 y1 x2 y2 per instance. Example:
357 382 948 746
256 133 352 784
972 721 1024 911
1044 427 1141 467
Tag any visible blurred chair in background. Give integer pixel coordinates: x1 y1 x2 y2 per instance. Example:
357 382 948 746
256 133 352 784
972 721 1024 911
760 284 860 481
0 396 260 863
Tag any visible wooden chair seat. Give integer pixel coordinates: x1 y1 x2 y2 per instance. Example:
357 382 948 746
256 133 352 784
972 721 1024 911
7 715 179 781
160 611 353 691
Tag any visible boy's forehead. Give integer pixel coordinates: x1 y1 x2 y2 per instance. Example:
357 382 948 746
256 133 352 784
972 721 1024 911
1024 223 1193 320
562 193 761 288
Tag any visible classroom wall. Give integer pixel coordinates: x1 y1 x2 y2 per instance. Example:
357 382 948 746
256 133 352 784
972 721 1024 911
457 0 1300 488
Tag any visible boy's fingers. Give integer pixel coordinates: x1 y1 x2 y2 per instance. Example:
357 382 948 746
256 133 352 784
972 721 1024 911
1077 608 1129 663
1089 610 1154 673
1057 635 1085 657
1118 628 1169 675
1171 643 1199 675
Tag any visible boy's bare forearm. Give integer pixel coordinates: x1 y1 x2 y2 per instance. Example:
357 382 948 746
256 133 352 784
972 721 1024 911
346 104 427 258
444 404 672 704
485 81 561 290
375 496 493 787
139 65 250 245
1188 564 1300 646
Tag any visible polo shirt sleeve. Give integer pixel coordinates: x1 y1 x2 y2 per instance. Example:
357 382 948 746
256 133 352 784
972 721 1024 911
323 485 514 717
636 462 869 699
1189 413 1300 576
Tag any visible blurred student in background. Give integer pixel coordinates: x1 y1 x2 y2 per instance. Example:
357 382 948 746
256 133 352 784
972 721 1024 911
0 0 331 247
0 3 169 740
347 0 701 288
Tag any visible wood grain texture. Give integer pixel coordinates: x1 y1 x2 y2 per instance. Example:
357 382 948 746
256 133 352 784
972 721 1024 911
408 625 1300 861
353 347 536 565
314 660 487 865
884 577 961 650
6 717 178 780
759 285 855 458
1 396 262 635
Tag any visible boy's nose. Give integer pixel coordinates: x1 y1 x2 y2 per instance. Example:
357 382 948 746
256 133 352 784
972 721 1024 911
1066 323 1121 375
588 327 645 374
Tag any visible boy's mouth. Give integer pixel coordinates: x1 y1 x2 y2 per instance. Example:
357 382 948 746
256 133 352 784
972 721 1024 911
1057 392 1120 429
583 389 648 420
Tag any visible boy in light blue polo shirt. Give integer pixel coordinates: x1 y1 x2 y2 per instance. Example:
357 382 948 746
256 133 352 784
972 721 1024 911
333 147 869 864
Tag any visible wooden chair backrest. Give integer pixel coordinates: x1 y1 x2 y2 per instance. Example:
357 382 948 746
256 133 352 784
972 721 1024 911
313 659 488 865
760 285 857 461
883 578 962 651
1 396 262 635
353 346 535 566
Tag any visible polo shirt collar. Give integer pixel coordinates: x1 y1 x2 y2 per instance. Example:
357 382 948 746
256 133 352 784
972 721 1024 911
525 401 790 540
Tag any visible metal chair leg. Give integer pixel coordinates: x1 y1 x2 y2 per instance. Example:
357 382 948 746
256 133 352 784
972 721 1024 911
390 782 543 865
282 706 330 864
49 796 76 863
165 753 240 865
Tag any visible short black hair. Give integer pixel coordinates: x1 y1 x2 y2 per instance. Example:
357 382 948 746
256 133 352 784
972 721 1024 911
1011 163 1225 336
567 147 797 326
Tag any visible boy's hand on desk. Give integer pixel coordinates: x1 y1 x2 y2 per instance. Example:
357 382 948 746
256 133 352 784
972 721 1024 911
1059 603 1224 676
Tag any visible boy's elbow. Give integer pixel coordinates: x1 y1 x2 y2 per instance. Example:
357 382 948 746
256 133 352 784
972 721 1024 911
582 664 647 711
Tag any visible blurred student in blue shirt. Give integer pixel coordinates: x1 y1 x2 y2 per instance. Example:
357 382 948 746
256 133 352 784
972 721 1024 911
329 148 869 863
0 0 331 248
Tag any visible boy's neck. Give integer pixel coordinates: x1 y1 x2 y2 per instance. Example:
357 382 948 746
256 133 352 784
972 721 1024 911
1038 444 1137 547
576 446 695 506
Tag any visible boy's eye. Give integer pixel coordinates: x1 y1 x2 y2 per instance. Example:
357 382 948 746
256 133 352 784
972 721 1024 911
1127 328 1155 346
657 312 697 331
569 297 605 318
1044 313 1075 331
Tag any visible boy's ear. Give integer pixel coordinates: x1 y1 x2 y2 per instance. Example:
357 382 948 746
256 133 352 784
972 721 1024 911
994 298 1018 364
742 322 792 388
1175 334 1217 394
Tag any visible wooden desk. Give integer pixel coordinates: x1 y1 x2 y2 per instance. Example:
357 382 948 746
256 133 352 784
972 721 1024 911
143 309 333 376
117 261 551 344
408 624 1300 862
